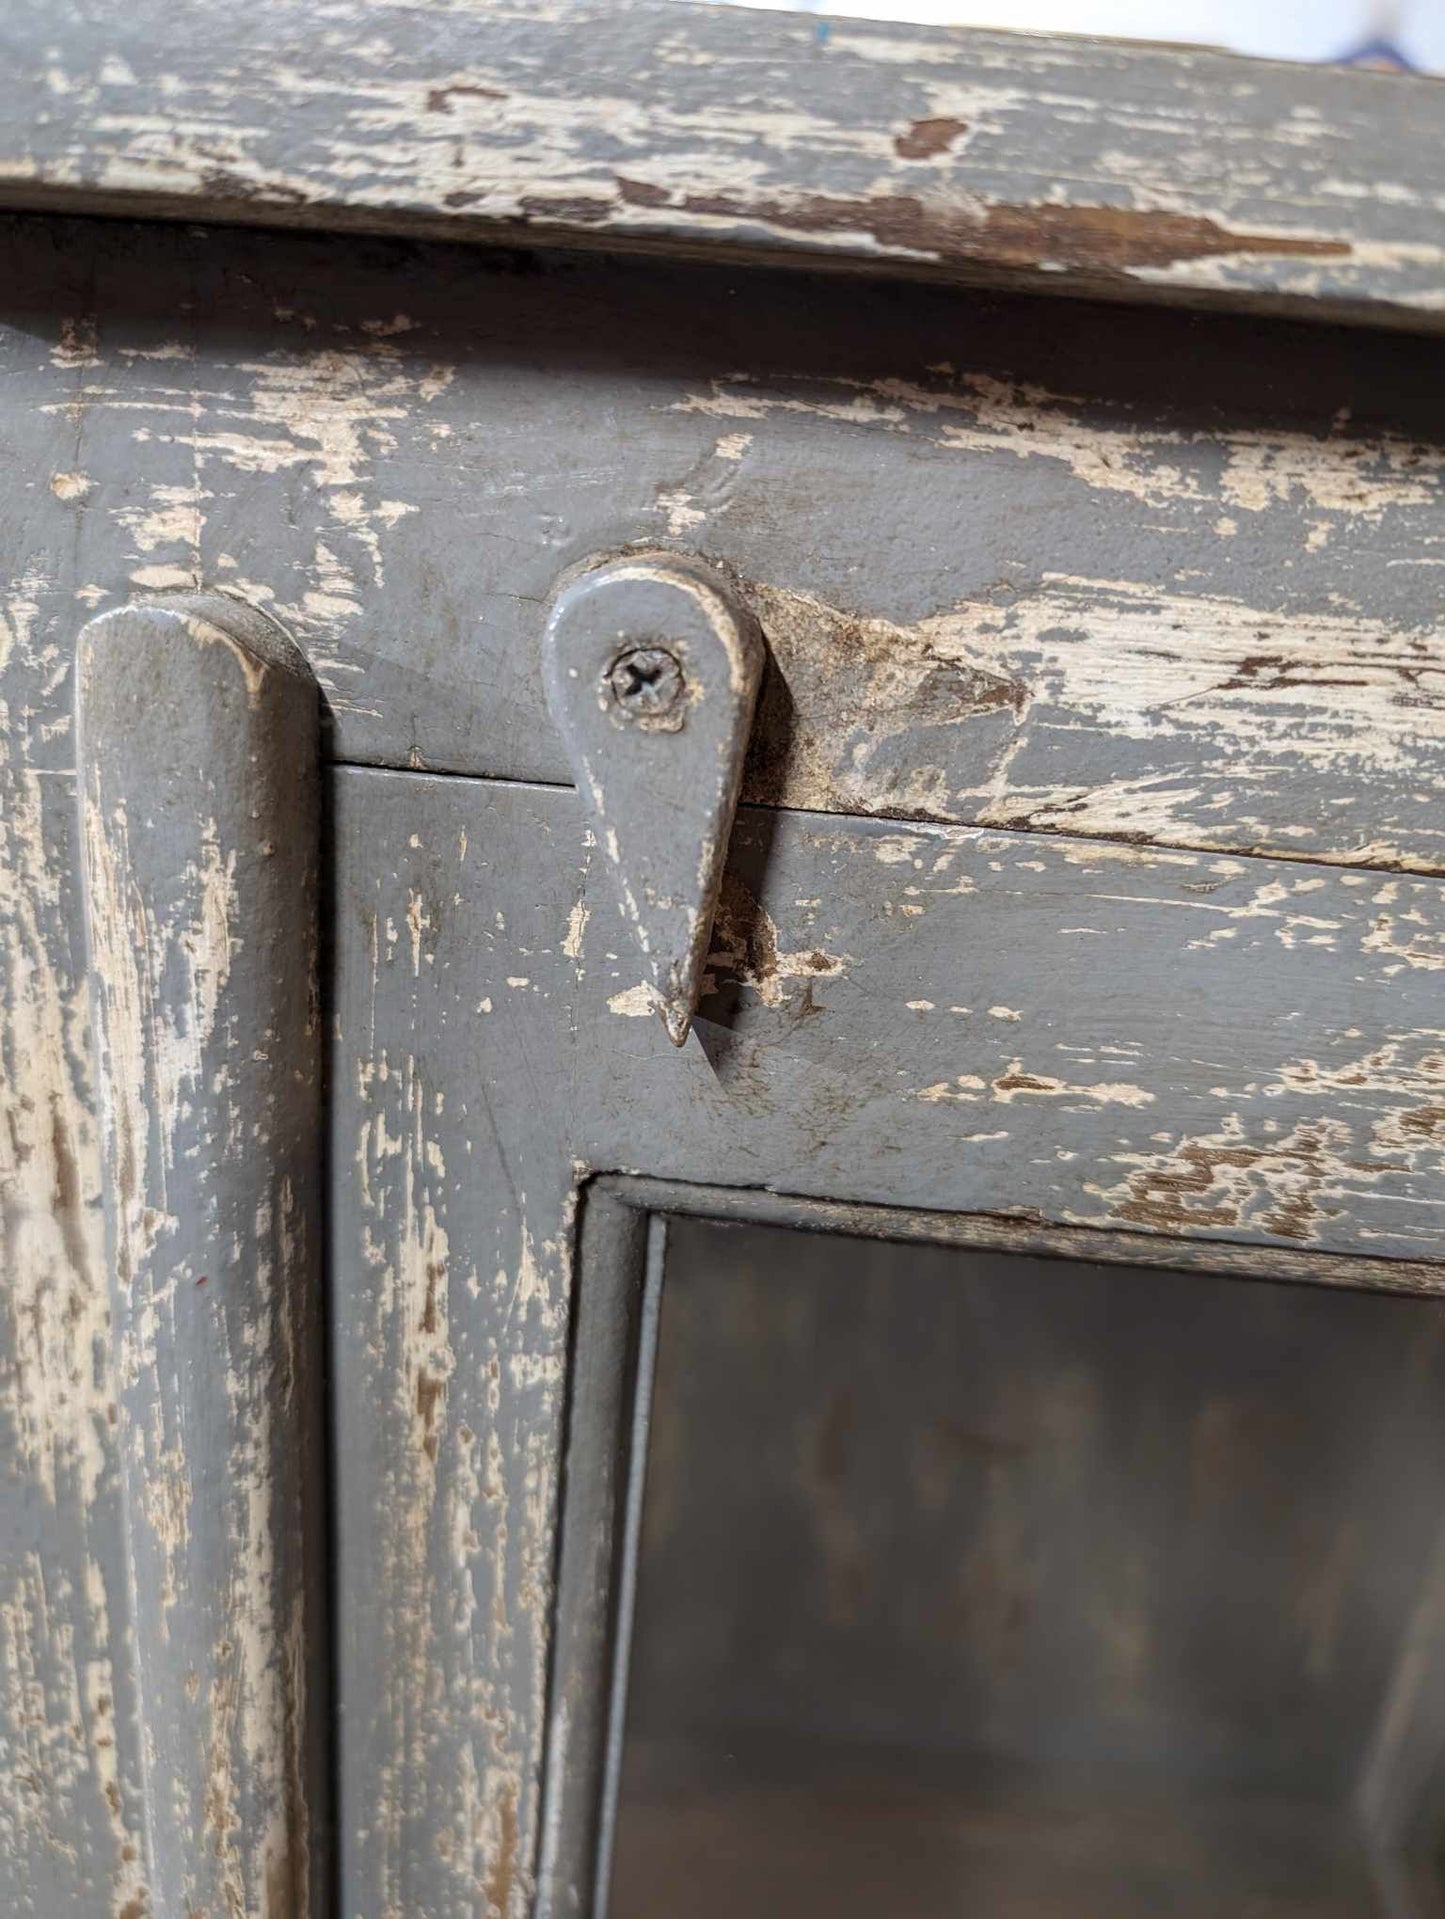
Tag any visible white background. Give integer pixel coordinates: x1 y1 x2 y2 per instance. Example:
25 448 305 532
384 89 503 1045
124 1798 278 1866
696 0 1445 72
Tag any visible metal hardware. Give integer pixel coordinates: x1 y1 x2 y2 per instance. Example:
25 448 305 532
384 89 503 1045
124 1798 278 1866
607 644 685 725
543 553 764 1046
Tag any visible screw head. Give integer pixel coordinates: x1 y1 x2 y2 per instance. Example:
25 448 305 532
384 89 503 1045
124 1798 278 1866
606 644 685 724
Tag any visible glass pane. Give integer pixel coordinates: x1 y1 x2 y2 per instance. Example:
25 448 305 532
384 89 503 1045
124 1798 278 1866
609 1219 1445 1918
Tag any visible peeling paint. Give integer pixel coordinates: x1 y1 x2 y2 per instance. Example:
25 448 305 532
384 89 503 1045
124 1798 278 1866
7 1 1445 329
745 573 1445 868
1087 1114 1356 1244
706 873 850 1011
681 367 1444 520
75 597 322 1917
0 749 144 1907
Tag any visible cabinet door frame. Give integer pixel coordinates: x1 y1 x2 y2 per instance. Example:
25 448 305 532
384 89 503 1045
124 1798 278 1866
536 1173 1445 1919
330 765 1445 1915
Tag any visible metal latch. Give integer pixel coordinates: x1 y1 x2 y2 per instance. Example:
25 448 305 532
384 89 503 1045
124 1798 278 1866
543 553 764 1046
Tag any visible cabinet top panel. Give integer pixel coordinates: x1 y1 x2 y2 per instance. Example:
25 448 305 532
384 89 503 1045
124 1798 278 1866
4 0 1445 332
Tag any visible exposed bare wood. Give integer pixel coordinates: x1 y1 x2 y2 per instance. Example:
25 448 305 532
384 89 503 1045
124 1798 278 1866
329 769 1445 1909
7 217 1445 875
3 2 1445 330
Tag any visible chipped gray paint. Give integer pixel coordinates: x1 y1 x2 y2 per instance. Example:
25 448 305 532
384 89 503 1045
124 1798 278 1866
331 770 1445 1913
3 1 1445 330
2 53 1445 1909
77 596 327 1916
0 602 146 1915
7 216 1445 875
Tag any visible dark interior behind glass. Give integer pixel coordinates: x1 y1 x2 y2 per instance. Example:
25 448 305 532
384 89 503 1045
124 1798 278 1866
609 1219 1445 1918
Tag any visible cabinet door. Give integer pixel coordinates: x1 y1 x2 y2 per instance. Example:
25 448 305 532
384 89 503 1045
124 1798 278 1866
329 766 1445 1919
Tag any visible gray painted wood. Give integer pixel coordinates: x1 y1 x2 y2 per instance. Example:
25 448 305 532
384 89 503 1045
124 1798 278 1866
77 595 327 1916
534 1187 654 1919
3 1 1445 332
329 766 1445 1915
600 1179 1445 1300
0 759 148 1917
1 124 1444 1914
8 213 1445 874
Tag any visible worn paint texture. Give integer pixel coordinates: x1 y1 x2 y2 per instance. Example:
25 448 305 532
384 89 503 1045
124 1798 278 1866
76 597 326 1916
6 215 1445 874
4 0 1445 328
0 569 147 1910
330 770 1445 1912
337 804 570 1917
2 178 1445 1918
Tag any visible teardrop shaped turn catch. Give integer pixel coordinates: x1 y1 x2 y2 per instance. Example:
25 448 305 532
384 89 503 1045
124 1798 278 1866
543 554 765 1045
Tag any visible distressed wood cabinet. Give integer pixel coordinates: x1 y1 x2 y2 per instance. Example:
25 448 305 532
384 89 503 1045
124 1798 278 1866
7 4 1445 1914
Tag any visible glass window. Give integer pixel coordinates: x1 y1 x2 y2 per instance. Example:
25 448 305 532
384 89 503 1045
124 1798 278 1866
610 1218 1445 1917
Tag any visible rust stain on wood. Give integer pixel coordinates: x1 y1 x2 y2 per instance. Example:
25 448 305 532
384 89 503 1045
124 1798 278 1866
706 873 850 1013
893 117 969 160
425 83 507 113
484 1780 518 1919
609 181 1352 276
